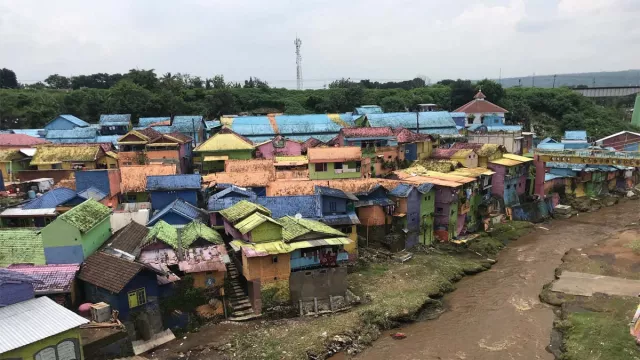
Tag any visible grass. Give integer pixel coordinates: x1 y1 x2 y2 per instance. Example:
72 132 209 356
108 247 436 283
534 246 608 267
229 252 492 359
625 240 640 255
468 221 534 257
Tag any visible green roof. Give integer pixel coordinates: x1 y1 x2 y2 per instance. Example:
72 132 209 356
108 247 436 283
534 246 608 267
181 221 223 248
278 216 345 242
58 199 111 233
219 200 271 223
235 213 281 235
144 220 179 249
0 229 45 267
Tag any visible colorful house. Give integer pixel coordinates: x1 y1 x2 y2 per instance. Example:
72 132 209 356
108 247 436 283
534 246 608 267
74 169 121 207
207 185 258 226
0 149 31 182
78 251 162 322
193 127 254 173
0 268 40 306
335 127 397 148
432 148 479 168
314 186 360 257
393 127 433 161
389 183 436 248
255 135 303 159
147 198 208 226
0 296 88 359
0 133 47 150
596 131 640 151
488 154 533 207
118 128 193 174
450 143 506 168
454 90 508 127
99 114 132 135
146 174 201 211
41 199 112 264
0 207 58 228
7 264 80 307
30 144 105 171
44 114 90 131
0 229 45 267
45 127 98 144
120 164 177 203
307 147 362 180
170 115 206 145
561 130 589 149
219 200 273 238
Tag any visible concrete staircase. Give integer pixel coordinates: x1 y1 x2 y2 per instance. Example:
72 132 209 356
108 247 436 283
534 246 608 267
226 260 260 321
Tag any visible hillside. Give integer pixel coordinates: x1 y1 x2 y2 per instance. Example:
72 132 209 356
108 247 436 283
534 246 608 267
498 70 640 89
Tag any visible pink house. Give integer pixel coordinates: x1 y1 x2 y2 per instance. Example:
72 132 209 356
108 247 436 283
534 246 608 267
255 135 302 159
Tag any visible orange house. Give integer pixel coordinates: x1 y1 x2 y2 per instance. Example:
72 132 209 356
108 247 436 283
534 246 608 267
118 128 192 173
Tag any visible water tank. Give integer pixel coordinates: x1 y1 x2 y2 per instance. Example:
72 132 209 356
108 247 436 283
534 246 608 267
27 190 36 199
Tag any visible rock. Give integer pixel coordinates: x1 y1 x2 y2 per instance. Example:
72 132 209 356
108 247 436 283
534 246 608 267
628 191 636 198
391 332 407 340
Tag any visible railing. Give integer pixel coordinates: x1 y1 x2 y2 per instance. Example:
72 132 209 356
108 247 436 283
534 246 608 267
535 149 640 166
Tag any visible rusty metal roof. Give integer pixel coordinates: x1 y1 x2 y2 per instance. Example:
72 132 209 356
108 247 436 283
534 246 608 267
120 164 177 193
307 147 361 163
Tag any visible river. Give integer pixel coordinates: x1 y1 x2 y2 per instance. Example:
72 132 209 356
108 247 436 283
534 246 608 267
354 200 640 360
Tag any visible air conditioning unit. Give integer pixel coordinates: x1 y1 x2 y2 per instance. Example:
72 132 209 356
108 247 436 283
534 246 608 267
90 302 111 323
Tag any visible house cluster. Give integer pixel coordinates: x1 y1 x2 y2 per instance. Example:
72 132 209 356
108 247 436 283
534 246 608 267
2 93 640 358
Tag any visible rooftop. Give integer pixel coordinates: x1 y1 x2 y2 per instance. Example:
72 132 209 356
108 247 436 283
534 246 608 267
235 212 281 235
203 171 275 188
307 146 361 163
30 144 101 165
107 221 149 254
120 164 177 193
392 127 433 143
7 264 80 294
146 174 201 191
450 143 505 157
147 198 207 226
432 148 475 159
0 134 47 147
0 229 45 267
22 187 77 209
341 127 394 138
219 200 271 223
278 216 344 242
58 199 111 233
453 92 509 114
225 159 275 173
53 114 90 127
181 221 223 248
194 127 254 152
563 130 588 141
0 296 89 354
144 220 179 249
0 268 41 286
314 185 358 200
78 252 152 293
255 195 322 219
99 114 131 126
45 127 98 140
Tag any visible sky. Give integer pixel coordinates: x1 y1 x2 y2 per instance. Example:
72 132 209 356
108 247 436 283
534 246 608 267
1 0 639 89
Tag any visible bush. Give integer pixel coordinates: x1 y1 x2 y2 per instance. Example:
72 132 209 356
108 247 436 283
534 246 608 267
261 280 290 308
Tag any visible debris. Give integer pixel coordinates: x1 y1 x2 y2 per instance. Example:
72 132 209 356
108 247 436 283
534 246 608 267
537 227 549 231
391 332 407 340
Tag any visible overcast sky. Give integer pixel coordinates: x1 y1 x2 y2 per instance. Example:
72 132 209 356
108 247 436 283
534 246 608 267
1 0 639 88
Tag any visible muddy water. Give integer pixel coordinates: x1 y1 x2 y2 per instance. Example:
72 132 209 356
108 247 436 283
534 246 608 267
355 201 640 360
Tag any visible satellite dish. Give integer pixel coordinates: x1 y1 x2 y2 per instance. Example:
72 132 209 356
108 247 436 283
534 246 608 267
295 213 302 219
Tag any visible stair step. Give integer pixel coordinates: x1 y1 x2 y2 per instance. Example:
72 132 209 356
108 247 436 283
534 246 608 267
229 313 261 322
232 303 252 312
231 299 251 306
232 308 255 317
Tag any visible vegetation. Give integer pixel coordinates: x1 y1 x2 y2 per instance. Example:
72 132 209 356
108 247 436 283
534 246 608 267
0 68 637 139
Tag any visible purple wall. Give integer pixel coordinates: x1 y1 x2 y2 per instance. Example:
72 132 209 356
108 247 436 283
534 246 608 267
434 186 458 230
223 219 249 241
256 140 302 159
488 163 507 198
0 282 34 306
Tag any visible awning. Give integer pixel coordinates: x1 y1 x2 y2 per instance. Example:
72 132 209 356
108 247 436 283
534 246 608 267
288 237 352 250
203 155 229 162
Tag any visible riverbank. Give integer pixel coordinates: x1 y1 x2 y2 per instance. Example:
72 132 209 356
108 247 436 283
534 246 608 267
541 225 640 359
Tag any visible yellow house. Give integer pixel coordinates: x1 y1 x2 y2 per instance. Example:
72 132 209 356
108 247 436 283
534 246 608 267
0 149 32 182
97 151 119 169
0 296 88 359
30 144 105 170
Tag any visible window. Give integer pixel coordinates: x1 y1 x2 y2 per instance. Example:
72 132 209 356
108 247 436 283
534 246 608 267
329 201 337 212
388 155 392 159
272 256 279 263
506 185 511 190
109 164 117 169
334 162 343 170
126 194 137 202
341 226 352 234
315 163 327 172
436 207 443 214
128 288 147 308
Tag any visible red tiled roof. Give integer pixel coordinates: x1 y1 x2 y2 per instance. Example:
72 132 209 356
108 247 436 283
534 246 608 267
167 131 192 143
450 143 483 151
392 127 433 143
0 134 48 146
302 138 324 152
150 120 171 127
120 164 177 192
137 127 163 141
474 90 486 100
341 127 393 138
432 148 471 159
453 96 509 114
7 264 80 294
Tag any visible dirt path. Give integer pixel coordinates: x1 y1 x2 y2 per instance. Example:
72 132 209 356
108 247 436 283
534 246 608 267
355 200 640 360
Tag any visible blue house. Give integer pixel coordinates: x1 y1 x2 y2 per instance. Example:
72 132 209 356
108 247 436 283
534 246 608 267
146 174 201 211
44 115 90 131
171 115 205 144
45 127 98 144
388 184 421 250
22 187 77 210
65 187 108 206
314 186 360 228
0 269 40 306
207 186 257 226
255 195 322 219
99 114 131 135
75 169 117 198
78 251 161 321
561 130 589 149
147 198 207 226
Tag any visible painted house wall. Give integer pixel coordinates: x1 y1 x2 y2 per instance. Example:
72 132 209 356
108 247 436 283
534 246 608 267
600 133 640 151
357 206 389 226
0 282 34 306
0 328 84 360
419 190 435 245
0 160 25 182
80 218 112 258
42 216 111 264
256 140 302 159
468 133 522 154
45 117 84 130
97 156 118 169
37 161 97 171
147 149 181 168
404 143 418 161
290 247 349 271
191 270 225 289
308 161 362 180
195 150 253 173
83 271 158 321
242 253 291 284
149 190 198 211
453 153 478 168
250 222 283 243
321 196 348 214
434 186 459 240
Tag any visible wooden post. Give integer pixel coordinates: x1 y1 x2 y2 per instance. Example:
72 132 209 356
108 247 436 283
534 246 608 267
299 300 303 317
314 297 318 314
329 296 335 312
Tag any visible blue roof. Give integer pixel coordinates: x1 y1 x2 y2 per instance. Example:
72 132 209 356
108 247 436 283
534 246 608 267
467 124 486 132
77 187 108 201
314 186 358 200
75 170 110 196
388 183 415 197
45 127 97 140
486 125 522 132
12 129 44 137
22 188 77 209
545 173 569 181
365 112 457 131
321 211 360 226
255 195 322 219
564 131 587 141
539 137 558 144
229 114 353 138
355 186 393 207
133 126 176 134
148 199 206 226
208 197 247 211
99 114 131 126
171 116 204 133
208 186 257 211
146 174 201 191
205 120 221 130
58 115 90 127
138 117 171 127
562 142 589 150
354 105 383 115
0 268 40 286
416 183 435 193
211 186 257 201
450 112 466 118
537 143 565 150
96 135 120 147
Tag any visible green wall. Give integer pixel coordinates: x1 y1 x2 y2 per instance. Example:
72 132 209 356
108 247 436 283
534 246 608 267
42 219 81 247
308 161 361 180
448 203 458 240
1 329 84 360
251 222 283 243
81 217 112 258
420 190 435 245
197 150 253 172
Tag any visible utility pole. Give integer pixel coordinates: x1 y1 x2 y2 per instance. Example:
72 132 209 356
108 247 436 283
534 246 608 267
532 73 535 88
294 37 303 90
499 68 502 85
553 74 557 89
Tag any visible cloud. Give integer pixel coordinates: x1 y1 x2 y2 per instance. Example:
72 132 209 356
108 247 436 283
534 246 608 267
0 0 638 87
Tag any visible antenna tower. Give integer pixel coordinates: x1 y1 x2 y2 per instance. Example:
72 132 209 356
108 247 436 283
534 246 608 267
294 37 303 90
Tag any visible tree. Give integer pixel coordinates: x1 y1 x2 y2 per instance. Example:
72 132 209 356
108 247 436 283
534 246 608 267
381 96 406 112
212 75 226 89
328 78 357 89
205 89 237 118
45 74 71 89
243 77 269 89
474 79 505 104
124 69 158 90
0 68 18 89
105 80 154 120
449 79 475 110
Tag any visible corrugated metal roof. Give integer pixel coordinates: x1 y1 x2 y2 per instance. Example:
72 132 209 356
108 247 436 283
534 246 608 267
146 174 201 191
22 187 77 209
30 144 100 165
134 125 177 134
274 155 308 166
321 212 360 226
0 208 57 216
545 173 569 181
77 186 108 201
171 115 204 133
235 212 281 235
288 237 351 250
365 112 457 132
139 117 171 127
354 105 383 115
210 186 257 201
503 153 534 162
489 158 522 166
0 134 47 146
314 185 358 200
148 199 207 226
120 164 178 193
11 129 45 138
228 114 352 137
99 114 131 126
58 199 111 232
205 120 221 130
45 127 98 140
0 296 89 353
195 129 254 152
307 147 361 162
219 200 271 222
486 125 523 132
388 183 415 197
239 240 292 257
0 268 41 286
255 195 322 219
537 143 565 150
564 130 588 141
56 114 90 127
